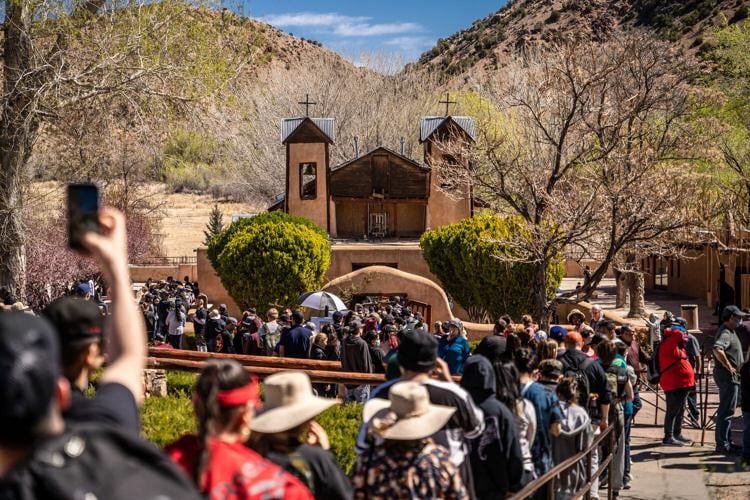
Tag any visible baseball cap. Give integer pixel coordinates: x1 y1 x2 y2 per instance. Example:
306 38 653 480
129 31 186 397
349 320 363 331
564 331 583 345
74 282 93 296
721 305 748 321
0 313 60 445
538 359 563 379
292 311 305 323
398 330 438 373
549 325 568 342
43 297 104 349
448 318 464 331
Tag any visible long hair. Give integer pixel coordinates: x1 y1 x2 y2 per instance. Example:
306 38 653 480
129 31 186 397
193 359 250 486
494 361 522 413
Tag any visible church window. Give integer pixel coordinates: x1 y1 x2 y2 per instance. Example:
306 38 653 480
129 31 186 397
300 162 317 199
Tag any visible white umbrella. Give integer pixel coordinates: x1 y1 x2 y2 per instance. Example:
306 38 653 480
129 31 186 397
298 291 347 312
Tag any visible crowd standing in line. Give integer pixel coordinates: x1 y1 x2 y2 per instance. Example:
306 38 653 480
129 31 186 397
3 211 750 499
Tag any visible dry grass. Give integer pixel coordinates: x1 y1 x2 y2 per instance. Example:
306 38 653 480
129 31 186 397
30 181 266 257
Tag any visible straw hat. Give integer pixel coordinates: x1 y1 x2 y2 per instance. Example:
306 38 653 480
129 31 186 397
362 381 455 441
567 309 585 322
250 371 339 434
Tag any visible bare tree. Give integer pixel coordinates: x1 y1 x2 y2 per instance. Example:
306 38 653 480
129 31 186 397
433 34 709 323
0 0 252 299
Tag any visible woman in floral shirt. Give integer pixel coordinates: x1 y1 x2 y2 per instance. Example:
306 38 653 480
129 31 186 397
351 381 468 499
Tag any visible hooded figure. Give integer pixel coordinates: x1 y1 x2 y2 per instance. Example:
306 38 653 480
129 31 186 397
551 398 592 498
460 355 524 498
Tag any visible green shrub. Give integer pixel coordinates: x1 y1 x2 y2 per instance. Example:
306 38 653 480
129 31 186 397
420 215 563 322
546 10 561 24
207 212 331 310
316 403 363 474
167 371 198 397
141 394 196 447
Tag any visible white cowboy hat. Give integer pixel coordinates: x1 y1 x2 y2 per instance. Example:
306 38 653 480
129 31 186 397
362 381 455 441
250 371 339 434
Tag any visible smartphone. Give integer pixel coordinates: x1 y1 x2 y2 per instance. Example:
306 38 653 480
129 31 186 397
67 183 101 252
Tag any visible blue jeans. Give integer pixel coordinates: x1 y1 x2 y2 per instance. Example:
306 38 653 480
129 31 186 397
624 413 633 481
744 412 750 462
345 384 371 403
714 378 739 450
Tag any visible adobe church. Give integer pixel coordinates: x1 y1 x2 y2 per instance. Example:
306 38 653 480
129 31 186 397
269 107 477 239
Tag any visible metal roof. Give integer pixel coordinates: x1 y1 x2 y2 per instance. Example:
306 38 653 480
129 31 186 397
331 145 429 173
281 117 335 143
419 116 476 143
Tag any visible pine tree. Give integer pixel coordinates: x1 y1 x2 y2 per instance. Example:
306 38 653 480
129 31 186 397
203 205 225 245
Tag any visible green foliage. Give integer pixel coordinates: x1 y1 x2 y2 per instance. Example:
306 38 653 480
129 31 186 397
420 215 563 322
167 371 198 397
207 212 330 310
160 128 220 192
141 370 361 472
316 403 363 474
141 394 196 447
203 204 225 245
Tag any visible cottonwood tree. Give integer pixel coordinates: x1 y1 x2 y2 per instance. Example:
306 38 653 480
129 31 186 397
0 0 252 300
433 35 706 323
572 36 709 317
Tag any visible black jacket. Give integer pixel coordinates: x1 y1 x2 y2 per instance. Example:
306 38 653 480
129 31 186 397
310 344 327 360
558 349 612 410
460 355 524 498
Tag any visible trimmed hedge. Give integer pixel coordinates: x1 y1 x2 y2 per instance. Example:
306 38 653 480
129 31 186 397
207 212 331 310
140 370 362 473
420 214 564 321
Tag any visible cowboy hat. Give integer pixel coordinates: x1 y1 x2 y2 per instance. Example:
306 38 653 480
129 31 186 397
250 371 339 434
362 381 455 441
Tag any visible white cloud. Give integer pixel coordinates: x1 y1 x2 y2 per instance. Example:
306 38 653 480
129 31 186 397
259 11 422 37
385 36 434 50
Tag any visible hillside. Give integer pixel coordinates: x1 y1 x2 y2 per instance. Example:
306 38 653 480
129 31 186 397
411 0 750 81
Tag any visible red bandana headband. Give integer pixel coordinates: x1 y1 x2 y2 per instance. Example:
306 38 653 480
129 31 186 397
216 377 260 407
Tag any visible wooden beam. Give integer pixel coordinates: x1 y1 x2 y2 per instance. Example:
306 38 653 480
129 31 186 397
332 197 427 205
147 357 386 386
148 347 342 371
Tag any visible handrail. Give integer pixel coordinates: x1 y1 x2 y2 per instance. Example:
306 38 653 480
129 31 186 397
508 423 616 500
148 347 343 371
147 356 388 385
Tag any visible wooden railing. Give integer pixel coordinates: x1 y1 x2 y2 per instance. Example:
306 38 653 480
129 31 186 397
508 424 616 500
147 348 385 385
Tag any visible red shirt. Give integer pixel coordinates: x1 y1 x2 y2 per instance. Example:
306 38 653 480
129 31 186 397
165 435 312 500
658 327 695 392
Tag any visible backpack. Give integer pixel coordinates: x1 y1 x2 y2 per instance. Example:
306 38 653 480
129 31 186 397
0 423 201 500
605 364 629 404
562 355 593 415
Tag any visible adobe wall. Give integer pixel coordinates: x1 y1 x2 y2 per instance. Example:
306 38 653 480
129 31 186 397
564 259 615 279
196 248 241 317
286 142 328 231
666 251 708 300
324 265 452 319
327 244 437 283
128 264 197 283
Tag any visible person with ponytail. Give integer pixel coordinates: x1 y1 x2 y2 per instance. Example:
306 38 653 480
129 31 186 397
165 360 312 500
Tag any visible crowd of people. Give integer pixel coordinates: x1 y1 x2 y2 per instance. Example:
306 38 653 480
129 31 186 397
2 207 750 500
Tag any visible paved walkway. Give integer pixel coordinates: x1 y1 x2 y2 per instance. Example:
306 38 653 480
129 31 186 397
560 278 717 332
618 390 750 499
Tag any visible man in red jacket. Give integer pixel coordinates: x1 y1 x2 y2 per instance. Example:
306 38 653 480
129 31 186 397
659 323 695 445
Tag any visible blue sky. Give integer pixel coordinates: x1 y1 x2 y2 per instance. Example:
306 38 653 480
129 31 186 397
242 1 508 65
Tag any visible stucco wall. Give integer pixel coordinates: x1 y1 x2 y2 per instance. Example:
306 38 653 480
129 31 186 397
286 142 328 231
425 147 471 230
196 248 242 317
323 265 453 321
128 264 197 283
666 251 708 300
564 259 615 279
327 244 437 283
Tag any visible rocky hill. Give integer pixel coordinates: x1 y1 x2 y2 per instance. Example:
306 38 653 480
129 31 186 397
411 0 750 80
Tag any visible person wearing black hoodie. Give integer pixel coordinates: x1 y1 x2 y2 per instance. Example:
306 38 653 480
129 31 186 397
460 355 524 498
